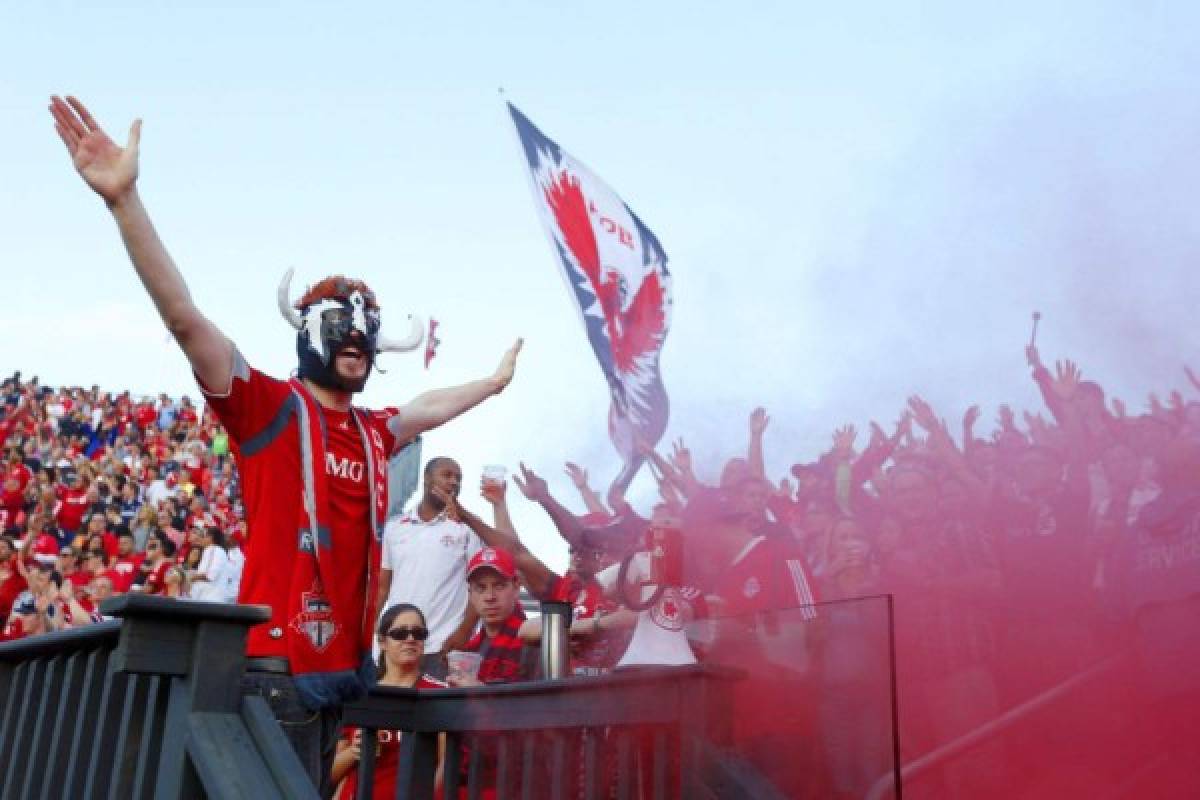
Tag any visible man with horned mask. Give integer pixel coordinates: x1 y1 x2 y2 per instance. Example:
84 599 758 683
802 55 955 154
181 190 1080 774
49 95 522 794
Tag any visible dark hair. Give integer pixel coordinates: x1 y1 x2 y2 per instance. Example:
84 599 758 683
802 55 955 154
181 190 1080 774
151 530 177 559
423 457 458 480
375 603 427 679
205 527 225 548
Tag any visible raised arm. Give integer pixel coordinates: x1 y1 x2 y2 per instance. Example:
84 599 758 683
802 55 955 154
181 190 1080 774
49 96 234 393
747 407 770 479
437 487 556 599
564 463 608 516
389 340 522 445
512 463 585 550
481 477 518 536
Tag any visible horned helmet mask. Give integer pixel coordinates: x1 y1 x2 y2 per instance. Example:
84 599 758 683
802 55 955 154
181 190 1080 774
277 269 424 393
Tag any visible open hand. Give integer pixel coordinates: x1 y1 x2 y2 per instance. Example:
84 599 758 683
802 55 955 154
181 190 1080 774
49 95 141 207
490 339 523 394
749 407 769 437
669 438 693 475
963 405 981 431
832 424 857 454
1052 360 1082 400
564 462 589 490
906 396 939 433
512 462 548 502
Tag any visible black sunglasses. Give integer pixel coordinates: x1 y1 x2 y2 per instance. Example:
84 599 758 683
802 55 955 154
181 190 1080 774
385 626 429 642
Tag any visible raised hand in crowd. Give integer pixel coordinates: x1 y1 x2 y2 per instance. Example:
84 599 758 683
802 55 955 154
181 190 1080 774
48 95 234 394
1111 397 1127 419
479 472 518 537
512 462 587 550
1051 359 1082 401
512 462 549 503
564 462 608 516
832 424 857 456
906 395 940 436
49 95 140 206
1149 392 1165 417
635 435 693 504
996 404 1018 433
963 405 982 443
667 437 702 495
748 406 770 478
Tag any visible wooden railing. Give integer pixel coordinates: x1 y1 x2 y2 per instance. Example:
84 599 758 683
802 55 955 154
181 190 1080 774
342 664 762 800
0 595 315 800
0 593 901 799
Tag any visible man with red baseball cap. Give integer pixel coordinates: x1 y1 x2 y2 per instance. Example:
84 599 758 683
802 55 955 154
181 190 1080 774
449 547 535 686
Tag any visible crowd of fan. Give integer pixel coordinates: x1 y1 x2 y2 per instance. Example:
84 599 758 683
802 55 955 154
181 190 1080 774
0 372 245 640
4 340 1200 795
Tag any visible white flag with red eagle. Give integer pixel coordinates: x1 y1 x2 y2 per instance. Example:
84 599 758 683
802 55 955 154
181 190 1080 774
509 104 672 502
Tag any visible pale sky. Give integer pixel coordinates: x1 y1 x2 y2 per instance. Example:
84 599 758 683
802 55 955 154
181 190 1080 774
3 1 1199 570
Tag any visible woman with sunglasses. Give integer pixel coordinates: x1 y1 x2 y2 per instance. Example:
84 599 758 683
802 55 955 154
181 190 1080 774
332 603 447 800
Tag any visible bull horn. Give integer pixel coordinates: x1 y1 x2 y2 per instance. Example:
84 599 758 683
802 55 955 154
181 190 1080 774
277 268 302 330
378 315 425 353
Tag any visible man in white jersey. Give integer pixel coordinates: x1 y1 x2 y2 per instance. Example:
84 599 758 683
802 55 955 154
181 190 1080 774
376 457 481 676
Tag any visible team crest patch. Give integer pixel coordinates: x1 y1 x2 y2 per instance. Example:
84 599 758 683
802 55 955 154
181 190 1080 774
743 577 761 599
649 588 688 632
291 589 340 652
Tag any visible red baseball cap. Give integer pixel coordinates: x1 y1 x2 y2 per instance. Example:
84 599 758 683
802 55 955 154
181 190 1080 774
467 546 517 582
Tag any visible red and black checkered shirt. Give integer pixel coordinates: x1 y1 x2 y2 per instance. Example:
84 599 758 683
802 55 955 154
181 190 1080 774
466 608 533 684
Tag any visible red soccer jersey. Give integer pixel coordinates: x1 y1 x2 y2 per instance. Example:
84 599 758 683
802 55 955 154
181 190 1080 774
66 570 93 591
135 403 157 430
201 365 398 659
57 488 89 532
142 560 171 595
0 616 29 642
6 463 32 493
334 675 447 800
0 486 24 513
110 554 145 592
713 536 818 619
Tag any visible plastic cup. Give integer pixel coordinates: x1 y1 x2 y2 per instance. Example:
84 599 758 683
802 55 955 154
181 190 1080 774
481 464 507 488
446 650 483 681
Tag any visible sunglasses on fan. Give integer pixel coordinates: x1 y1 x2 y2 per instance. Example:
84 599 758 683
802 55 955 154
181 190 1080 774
386 626 429 642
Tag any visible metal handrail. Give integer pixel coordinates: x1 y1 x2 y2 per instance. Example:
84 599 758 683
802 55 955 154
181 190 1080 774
864 656 1123 800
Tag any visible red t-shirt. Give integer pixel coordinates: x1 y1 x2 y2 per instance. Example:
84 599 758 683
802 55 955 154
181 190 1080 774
57 488 89 532
110 554 145 592
0 486 24 513
135 403 158 430
201 364 398 659
711 537 819 744
6 463 32 493
713 536 818 619
334 675 447 800
0 506 25 533
65 570 93 591
142 560 171 595
0 616 29 643
0 570 28 619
